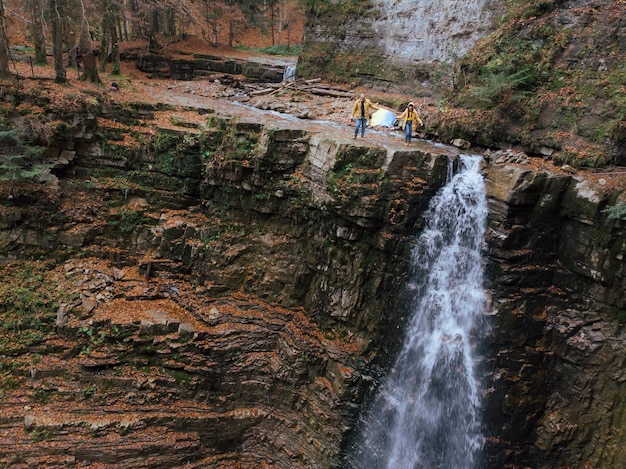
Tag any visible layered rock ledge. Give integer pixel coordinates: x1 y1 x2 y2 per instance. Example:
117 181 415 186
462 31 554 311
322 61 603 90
0 96 455 468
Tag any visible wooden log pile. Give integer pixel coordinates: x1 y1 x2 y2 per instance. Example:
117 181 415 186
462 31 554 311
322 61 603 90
244 78 354 99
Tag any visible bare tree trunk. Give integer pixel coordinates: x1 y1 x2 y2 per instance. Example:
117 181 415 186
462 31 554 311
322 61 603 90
120 6 128 42
270 2 275 46
0 0 10 75
79 26 100 82
152 8 159 36
99 0 120 74
49 0 65 83
278 0 284 46
165 8 174 36
125 0 137 40
111 20 120 75
79 0 100 83
30 0 47 65
99 12 109 72
148 8 160 53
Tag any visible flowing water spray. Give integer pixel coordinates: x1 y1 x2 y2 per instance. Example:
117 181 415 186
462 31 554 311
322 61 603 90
282 64 296 82
351 155 488 469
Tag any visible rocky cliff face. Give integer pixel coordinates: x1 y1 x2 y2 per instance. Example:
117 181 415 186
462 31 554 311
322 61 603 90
482 162 626 468
299 0 626 169
0 93 624 468
298 0 505 85
0 100 453 467
370 0 502 64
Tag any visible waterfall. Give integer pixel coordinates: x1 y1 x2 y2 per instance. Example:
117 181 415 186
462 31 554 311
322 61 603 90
350 155 488 469
282 64 296 83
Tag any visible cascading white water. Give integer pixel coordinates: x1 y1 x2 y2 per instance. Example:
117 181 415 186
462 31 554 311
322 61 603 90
350 155 488 469
282 64 296 83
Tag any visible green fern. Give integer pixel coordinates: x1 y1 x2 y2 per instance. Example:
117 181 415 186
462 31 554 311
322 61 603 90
0 130 48 183
603 204 626 221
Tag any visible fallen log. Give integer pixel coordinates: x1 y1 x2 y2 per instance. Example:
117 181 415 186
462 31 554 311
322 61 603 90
306 87 353 98
249 88 276 96
246 78 352 99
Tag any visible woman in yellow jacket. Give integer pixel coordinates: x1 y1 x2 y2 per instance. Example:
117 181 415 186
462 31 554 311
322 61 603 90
397 102 423 145
350 93 380 139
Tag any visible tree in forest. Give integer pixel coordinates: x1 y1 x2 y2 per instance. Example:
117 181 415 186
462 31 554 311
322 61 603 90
278 0 299 46
109 8 121 75
266 0 279 46
49 0 66 83
28 0 47 65
122 0 163 53
205 0 230 44
148 5 161 53
99 0 121 75
99 7 109 73
0 0 10 75
78 0 100 83
128 0 202 51
0 0 303 81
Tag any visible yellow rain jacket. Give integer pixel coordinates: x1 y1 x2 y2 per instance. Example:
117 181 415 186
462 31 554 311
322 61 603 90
397 106 423 130
351 98 380 123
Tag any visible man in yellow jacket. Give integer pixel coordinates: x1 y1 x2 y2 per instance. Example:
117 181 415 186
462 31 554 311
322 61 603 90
350 93 380 139
396 102 423 145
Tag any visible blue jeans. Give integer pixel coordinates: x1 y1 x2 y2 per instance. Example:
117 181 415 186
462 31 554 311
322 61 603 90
354 118 367 137
405 121 413 143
